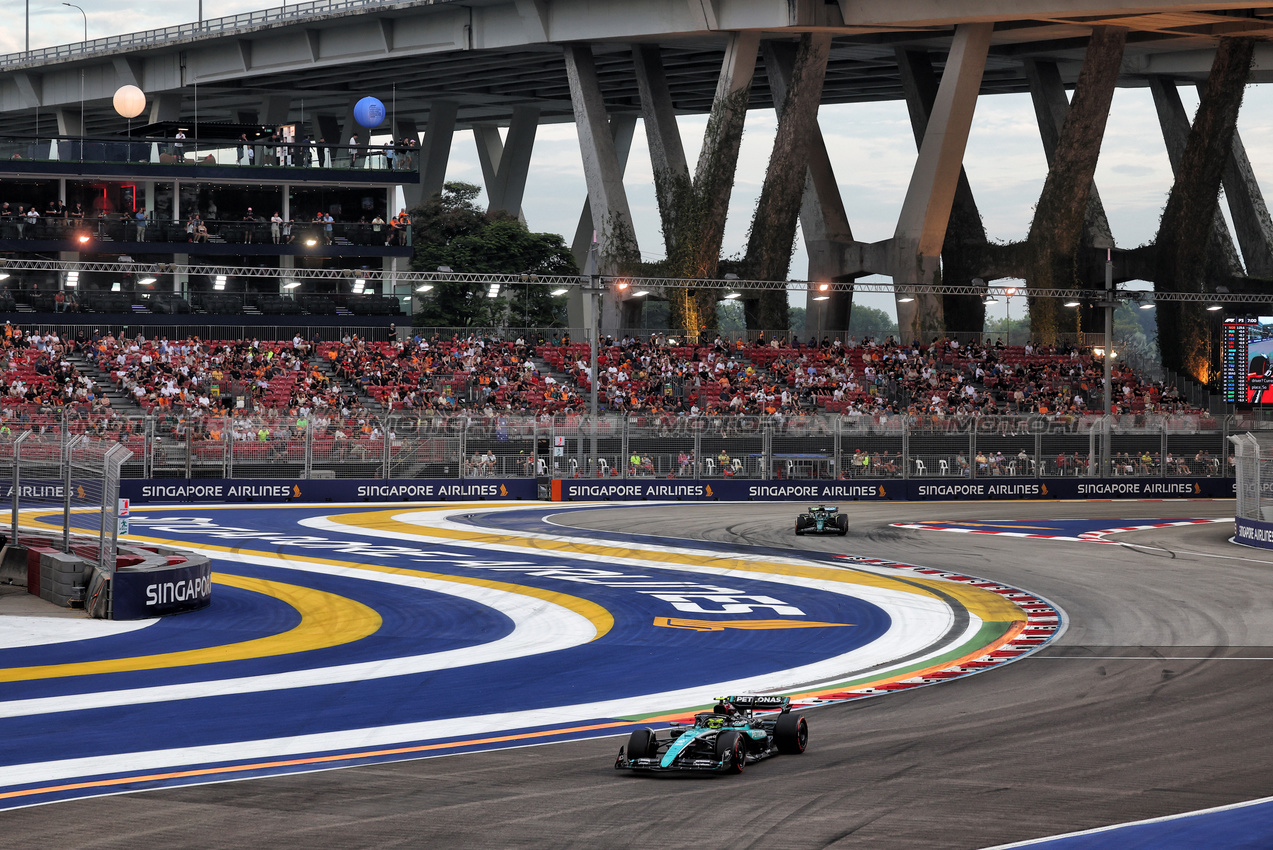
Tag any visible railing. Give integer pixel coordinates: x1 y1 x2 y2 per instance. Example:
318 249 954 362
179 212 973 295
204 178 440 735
0 216 411 248
0 0 446 68
0 411 1246 484
0 135 418 174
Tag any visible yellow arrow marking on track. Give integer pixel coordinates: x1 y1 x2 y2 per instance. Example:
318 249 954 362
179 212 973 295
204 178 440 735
653 617 854 631
0 573 381 682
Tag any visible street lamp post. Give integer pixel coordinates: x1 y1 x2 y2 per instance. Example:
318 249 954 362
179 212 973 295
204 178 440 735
63 4 86 143
1005 287 1016 346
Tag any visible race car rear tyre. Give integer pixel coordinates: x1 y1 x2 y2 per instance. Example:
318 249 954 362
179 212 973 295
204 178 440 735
795 519 805 536
716 731 746 773
836 514 848 536
774 714 808 754
627 728 657 760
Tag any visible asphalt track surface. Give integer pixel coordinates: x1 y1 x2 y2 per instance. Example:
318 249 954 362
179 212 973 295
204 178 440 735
4 498 1271 850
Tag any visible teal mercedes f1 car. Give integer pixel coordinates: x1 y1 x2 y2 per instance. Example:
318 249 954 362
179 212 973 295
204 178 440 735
795 504 848 536
615 695 808 775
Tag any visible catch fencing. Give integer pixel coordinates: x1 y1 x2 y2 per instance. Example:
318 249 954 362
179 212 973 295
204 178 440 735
1 410 1244 485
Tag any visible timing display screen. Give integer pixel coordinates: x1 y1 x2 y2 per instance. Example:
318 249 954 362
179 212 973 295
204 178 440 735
1225 316 1273 405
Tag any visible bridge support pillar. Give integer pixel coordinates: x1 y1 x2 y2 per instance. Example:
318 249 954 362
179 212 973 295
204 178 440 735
1155 37 1256 381
899 47 992 337
766 44 856 336
1150 76 1245 281
54 107 82 137
474 105 540 219
1211 101 1273 279
149 93 181 124
1023 26 1126 344
564 43 640 333
742 33 831 333
891 23 992 344
655 32 759 337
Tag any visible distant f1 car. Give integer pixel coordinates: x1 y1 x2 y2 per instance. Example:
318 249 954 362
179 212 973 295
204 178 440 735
795 504 848 536
615 695 808 775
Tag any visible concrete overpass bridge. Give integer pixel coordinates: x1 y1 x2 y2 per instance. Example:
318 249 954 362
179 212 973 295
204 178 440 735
1 0 1272 360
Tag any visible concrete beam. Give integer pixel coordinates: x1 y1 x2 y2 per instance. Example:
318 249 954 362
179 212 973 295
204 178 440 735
743 33 831 331
1024 58 1115 248
766 39 856 333
1155 37 1256 381
632 43 690 249
1203 80 1273 279
55 107 83 137
112 57 143 89
564 44 638 268
417 101 457 204
515 0 551 42
1149 76 1243 276
262 94 291 126
12 72 41 109
898 46 991 336
572 114 637 269
149 92 182 123
564 43 640 332
892 22 992 343
1024 25 1126 344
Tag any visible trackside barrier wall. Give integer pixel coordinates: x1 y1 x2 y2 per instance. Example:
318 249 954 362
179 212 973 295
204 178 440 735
550 477 1235 502
120 478 538 503
1232 432 1273 548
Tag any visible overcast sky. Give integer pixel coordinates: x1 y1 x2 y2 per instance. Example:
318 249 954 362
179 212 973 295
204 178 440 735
7 2 1273 321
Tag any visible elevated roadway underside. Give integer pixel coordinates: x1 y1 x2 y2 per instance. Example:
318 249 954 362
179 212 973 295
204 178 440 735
2 1 1273 135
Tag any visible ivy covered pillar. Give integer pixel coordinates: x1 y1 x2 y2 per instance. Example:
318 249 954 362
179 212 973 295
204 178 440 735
1022 25 1126 345
766 40 856 336
740 33 831 334
1024 58 1116 339
564 43 641 334
1218 121 1273 280
646 32 759 338
890 23 991 344
1155 38 1256 383
897 47 990 338
632 44 690 245
1149 77 1242 281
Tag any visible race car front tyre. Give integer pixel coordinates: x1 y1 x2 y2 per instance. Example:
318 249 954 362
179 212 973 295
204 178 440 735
775 714 808 754
836 514 848 536
627 728 658 760
795 519 805 535
716 731 746 773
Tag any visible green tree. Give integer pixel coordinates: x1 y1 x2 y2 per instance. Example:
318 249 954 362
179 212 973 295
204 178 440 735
845 306 900 340
409 182 578 328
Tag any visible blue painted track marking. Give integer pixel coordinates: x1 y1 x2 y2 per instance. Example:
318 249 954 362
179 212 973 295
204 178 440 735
983 796 1273 849
0 502 1023 810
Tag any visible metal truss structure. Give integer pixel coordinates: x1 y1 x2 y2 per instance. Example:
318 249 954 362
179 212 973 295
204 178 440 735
0 257 1261 305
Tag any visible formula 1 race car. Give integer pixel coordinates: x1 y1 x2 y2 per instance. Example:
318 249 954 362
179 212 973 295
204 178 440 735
795 504 848 536
615 695 808 775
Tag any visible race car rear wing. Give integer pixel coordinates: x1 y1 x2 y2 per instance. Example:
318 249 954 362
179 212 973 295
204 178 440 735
718 695 792 712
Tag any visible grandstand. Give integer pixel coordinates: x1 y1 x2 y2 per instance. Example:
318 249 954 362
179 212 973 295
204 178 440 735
0 322 1232 485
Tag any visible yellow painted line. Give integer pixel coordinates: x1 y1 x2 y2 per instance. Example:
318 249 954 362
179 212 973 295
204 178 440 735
20 509 613 645
324 508 1026 623
0 719 634 803
653 618 853 631
0 574 381 682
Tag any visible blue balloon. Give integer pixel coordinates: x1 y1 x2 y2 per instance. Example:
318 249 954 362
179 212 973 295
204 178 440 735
353 96 386 129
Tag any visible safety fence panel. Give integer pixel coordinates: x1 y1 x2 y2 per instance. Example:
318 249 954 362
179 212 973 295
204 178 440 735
459 416 538 479
772 416 837 480
698 417 766 479
625 420 697 480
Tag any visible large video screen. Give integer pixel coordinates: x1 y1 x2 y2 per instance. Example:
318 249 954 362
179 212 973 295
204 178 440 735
1224 316 1273 405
